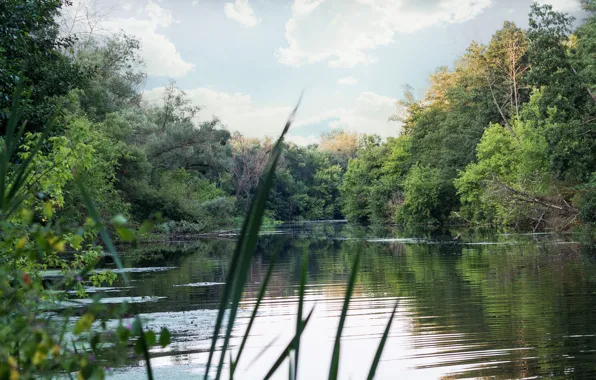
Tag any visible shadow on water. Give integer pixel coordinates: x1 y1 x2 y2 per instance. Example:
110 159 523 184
76 222 596 379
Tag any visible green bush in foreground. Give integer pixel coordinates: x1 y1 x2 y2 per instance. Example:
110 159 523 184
0 94 170 379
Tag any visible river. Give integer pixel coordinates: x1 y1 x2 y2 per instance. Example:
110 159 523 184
82 222 596 379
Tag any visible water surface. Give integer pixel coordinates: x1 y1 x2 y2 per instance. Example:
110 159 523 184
78 223 596 379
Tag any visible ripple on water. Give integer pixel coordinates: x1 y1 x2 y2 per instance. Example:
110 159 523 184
95 225 596 379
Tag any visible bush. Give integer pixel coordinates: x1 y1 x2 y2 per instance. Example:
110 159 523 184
578 175 596 224
159 220 206 235
396 164 443 225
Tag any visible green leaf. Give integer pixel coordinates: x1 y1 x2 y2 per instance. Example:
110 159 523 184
90 334 100 352
117 325 130 342
111 214 127 226
139 220 154 234
144 330 156 347
131 319 142 336
134 338 144 355
116 227 135 242
159 327 171 348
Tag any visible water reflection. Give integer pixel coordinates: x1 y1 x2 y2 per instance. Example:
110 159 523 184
88 223 596 379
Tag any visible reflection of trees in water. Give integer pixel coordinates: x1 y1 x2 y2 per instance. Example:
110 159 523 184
113 225 596 378
108 240 236 313
396 240 596 378
265 225 596 378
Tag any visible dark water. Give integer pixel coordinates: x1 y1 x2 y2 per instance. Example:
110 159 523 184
80 223 596 379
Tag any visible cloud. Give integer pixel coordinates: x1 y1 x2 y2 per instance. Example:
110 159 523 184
102 1 194 77
296 91 403 137
285 134 320 146
328 91 403 137
144 86 402 142
224 0 259 27
535 0 582 12
278 0 493 68
144 87 292 139
338 76 358 86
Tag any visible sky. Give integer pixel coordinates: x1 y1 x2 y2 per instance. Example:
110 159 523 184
72 0 586 145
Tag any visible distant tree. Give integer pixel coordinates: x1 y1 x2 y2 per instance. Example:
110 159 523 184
318 130 359 166
230 134 270 199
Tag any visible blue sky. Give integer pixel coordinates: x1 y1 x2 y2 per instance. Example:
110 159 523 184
74 0 585 144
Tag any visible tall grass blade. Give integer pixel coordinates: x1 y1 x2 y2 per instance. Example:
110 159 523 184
366 300 399 380
264 307 314 380
3 82 25 147
75 177 129 286
229 352 234 380
328 250 361 380
0 82 25 198
230 250 280 375
288 354 294 380
205 94 302 380
1 83 25 211
293 248 308 380
75 176 154 380
246 335 280 371
135 314 155 380
5 120 55 215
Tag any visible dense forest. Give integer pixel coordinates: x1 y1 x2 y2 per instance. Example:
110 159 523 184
341 1 596 231
1 0 595 233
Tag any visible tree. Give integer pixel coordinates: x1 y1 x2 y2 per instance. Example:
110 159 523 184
396 164 444 225
318 130 359 167
73 33 146 121
455 90 579 230
0 0 85 132
485 21 529 121
311 164 344 219
340 135 390 223
230 134 270 199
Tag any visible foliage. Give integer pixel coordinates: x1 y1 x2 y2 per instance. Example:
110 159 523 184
0 0 86 132
340 3 596 230
340 135 390 223
577 174 596 223
72 33 146 121
318 130 359 166
0 90 170 379
311 164 344 219
396 164 444 225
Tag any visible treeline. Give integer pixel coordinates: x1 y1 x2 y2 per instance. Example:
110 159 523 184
341 2 596 231
0 0 353 234
2 1 595 233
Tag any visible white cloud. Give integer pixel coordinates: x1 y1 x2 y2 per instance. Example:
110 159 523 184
296 91 403 137
144 87 292 139
102 1 194 77
144 87 402 141
328 91 403 137
278 0 493 68
224 0 259 27
285 134 320 146
338 76 358 86
535 0 582 12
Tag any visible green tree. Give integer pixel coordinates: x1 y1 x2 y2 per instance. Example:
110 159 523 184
0 0 85 131
396 164 444 225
